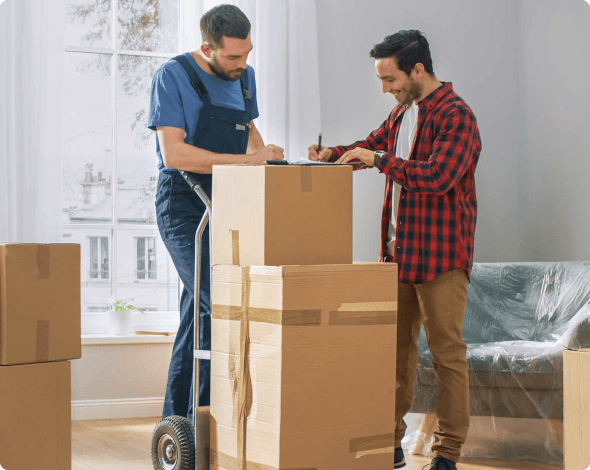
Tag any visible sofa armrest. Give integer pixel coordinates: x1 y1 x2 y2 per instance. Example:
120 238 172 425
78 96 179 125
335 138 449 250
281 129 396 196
565 315 590 349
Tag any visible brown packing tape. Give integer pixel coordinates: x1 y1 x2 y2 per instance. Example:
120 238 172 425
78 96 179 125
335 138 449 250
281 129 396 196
329 310 397 326
231 230 240 265
212 304 321 326
37 244 51 278
36 320 49 362
300 166 312 192
210 450 317 470
236 266 251 469
349 432 395 454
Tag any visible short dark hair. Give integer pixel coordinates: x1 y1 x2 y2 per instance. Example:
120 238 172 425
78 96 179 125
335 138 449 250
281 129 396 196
200 4 251 49
369 30 434 76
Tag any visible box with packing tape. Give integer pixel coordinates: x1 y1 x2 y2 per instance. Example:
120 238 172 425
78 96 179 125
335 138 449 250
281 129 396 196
564 348 590 470
0 243 81 365
0 361 72 470
210 263 398 470
212 164 353 267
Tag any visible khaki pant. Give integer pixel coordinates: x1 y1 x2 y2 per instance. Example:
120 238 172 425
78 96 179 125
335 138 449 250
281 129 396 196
395 268 470 463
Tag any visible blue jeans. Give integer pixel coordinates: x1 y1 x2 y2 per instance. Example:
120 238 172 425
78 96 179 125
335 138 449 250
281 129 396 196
156 171 211 420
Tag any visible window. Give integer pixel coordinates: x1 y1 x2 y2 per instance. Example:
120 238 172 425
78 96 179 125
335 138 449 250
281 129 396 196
89 236 110 280
87 306 109 312
136 237 157 280
63 0 181 317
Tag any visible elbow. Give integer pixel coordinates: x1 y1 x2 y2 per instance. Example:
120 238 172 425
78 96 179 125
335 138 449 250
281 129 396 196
420 168 453 195
161 147 179 170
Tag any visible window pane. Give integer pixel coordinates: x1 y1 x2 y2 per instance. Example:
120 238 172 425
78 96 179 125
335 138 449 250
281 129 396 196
118 0 179 52
63 52 113 224
89 237 98 279
88 235 110 280
116 55 167 225
116 229 178 311
136 237 146 280
66 0 112 49
100 237 110 279
148 238 157 280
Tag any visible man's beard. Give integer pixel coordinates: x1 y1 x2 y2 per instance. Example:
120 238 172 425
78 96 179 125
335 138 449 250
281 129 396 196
398 78 422 106
209 56 244 82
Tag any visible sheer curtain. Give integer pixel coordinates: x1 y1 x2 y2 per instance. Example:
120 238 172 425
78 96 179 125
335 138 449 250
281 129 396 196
183 0 321 161
0 0 65 243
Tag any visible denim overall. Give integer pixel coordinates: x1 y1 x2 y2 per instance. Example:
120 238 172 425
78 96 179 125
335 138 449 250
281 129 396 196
155 54 254 420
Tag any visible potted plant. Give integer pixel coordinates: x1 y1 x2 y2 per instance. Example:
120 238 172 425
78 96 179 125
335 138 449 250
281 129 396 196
107 297 144 335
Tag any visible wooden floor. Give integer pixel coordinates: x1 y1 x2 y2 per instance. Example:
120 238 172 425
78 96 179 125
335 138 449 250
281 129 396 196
72 417 564 470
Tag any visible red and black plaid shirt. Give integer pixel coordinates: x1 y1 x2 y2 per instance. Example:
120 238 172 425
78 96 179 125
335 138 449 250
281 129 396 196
330 82 482 284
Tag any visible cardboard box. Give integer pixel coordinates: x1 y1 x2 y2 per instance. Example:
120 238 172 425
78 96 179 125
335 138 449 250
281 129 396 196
564 348 590 470
212 165 353 267
0 244 81 365
210 263 398 469
0 361 71 470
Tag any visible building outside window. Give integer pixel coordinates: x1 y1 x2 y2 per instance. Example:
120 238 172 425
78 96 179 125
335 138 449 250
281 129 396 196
63 0 181 320
88 236 110 280
136 236 157 280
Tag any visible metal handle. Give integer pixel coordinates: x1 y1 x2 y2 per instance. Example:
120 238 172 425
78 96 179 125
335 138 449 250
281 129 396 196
178 170 213 462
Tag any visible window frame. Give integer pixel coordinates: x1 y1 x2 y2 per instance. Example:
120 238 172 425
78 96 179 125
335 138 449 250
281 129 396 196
63 0 184 313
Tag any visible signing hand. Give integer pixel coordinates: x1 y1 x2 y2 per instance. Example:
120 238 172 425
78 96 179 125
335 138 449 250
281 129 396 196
308 144 333 162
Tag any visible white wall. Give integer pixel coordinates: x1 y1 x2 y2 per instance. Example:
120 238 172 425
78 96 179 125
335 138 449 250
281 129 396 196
316 0 521 262
72 339 174 420
517 0 590 261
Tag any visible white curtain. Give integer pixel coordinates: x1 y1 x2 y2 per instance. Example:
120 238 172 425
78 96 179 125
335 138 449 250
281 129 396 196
0 0 65 243
184 0 321 161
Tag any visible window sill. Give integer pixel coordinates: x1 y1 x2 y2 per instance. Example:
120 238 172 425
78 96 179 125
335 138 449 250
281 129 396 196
82 333 176 345
81 310 180 336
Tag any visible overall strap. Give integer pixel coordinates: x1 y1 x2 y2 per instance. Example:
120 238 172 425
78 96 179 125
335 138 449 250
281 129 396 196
239 68 253 114
172 54 211 106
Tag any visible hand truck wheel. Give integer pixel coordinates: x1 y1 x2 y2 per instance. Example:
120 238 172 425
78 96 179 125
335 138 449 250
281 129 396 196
151 415 195 470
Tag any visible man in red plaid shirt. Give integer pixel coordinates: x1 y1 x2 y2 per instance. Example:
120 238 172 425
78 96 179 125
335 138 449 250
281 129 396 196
309 30 481 470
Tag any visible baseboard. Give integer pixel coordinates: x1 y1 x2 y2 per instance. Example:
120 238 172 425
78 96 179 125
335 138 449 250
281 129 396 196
72 397 164 421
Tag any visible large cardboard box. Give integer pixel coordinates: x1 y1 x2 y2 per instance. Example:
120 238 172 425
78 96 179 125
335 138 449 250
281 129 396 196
564 348 590 470
210 263 398 470
0 244 81 365
212 165 353 267
0 361 72 470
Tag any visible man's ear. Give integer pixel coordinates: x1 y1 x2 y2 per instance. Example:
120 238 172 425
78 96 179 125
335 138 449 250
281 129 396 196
201 43 213 58
412 63 426 78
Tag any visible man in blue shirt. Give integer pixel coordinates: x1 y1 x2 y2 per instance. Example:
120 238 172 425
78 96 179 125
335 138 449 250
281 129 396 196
148 4 284 422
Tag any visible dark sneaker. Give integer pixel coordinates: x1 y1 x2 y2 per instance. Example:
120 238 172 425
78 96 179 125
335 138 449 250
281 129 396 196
394 446 406 468
422 455 457 470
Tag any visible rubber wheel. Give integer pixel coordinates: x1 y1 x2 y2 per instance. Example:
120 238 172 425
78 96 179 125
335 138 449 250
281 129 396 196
151 416 195 470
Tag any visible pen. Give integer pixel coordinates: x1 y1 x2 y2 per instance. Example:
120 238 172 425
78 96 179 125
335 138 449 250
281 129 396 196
317 133 322 160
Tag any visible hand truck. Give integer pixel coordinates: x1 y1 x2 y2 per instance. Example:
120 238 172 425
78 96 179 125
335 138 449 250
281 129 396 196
151 170 212 470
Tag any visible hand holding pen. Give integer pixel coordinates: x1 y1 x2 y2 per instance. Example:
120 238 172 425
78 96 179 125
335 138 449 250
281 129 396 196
308 133 333 162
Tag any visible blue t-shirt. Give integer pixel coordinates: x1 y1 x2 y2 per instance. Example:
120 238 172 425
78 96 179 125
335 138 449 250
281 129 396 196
148 52 260 172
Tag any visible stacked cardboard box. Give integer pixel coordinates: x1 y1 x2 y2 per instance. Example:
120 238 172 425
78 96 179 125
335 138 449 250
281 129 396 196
0 244 81 470
564 348 590 470
209 165 398 469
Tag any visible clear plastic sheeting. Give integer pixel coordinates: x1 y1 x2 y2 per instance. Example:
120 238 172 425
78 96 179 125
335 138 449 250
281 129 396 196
404 262 590 464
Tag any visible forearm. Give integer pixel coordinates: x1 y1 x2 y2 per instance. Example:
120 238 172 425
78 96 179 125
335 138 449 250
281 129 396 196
164 141 255 174
329 140 377 162
377 128 480 194
247 122 264 154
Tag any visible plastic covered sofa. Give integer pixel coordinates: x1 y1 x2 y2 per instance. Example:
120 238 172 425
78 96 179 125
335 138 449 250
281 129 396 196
406 262 590 461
